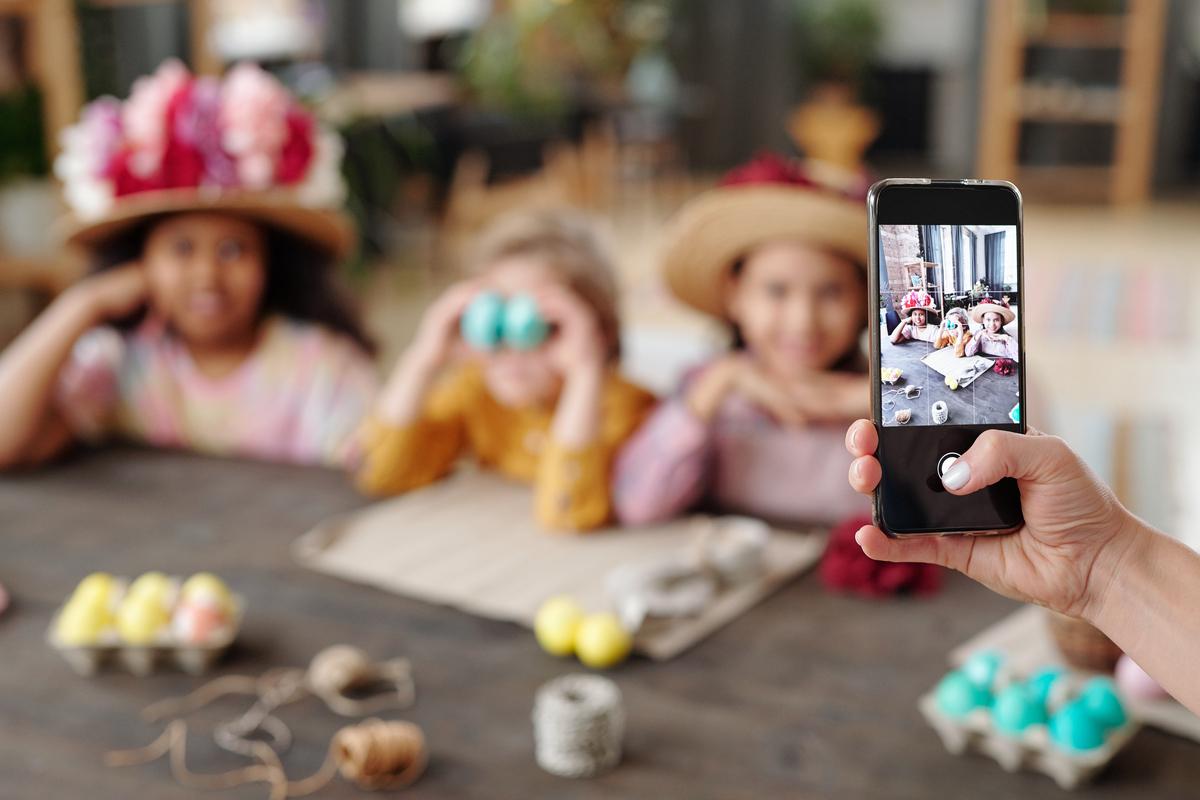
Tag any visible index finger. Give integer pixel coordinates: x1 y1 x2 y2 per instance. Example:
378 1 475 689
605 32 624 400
845 418 877 457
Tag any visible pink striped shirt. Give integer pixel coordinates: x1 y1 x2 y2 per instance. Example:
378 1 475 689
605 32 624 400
55 315 378 467
612 363 868 526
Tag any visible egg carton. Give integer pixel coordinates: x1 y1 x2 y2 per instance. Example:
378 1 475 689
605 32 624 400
46 581 244 677
918 692 1139 790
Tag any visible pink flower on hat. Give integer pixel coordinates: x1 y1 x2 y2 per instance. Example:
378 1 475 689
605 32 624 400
122 60 190 180
55 60 340 222
220 62 293 189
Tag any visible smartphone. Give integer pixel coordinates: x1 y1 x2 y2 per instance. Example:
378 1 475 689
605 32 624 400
867 179 1026 536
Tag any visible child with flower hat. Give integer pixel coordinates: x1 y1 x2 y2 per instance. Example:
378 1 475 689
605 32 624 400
889 293 940 345
611 154 870 526
963 297 1019 361
0 61 377 469
356 210 655 531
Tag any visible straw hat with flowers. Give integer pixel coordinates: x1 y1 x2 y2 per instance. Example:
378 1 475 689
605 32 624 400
660 153 870 318
54 60 353 259
969 297 1015 326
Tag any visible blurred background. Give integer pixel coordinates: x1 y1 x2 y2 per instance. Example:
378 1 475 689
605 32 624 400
0 0 1197 544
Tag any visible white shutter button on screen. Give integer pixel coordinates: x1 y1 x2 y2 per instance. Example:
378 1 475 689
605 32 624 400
937 452 961 478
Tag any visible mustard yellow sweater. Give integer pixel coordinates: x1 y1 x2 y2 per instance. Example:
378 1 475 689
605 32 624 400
356 364 655 531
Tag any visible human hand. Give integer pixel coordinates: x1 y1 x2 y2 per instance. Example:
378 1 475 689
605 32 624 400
67 263 149 324
532 284 606 380
844 419 1146 621
406 280 483 373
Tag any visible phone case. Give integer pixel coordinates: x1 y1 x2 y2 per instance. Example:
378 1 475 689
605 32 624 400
867 178 1026 537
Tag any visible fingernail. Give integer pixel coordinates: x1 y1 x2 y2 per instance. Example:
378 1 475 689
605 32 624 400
941 461 971 490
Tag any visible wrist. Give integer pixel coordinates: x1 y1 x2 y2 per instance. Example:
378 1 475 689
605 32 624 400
686 360 737 421
1081 509 1154 627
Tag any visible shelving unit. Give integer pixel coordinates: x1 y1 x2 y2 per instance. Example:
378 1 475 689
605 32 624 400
977 0 1167 204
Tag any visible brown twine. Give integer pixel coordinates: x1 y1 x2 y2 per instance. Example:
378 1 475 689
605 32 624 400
108 645 424 797
142 645 414 724
106 718 427 799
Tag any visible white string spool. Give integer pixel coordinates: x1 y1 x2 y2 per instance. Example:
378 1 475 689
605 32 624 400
932 401 949 425
533 674 624 778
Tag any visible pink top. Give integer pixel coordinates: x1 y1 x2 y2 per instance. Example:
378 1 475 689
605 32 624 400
895 322 938 343
55 315 378 467
612 364 869 526
963 332 1019 361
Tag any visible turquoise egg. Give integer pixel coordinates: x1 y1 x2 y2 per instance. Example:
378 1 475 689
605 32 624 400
461 291 506 351
502 293 549 350
1027 666 1065 708
962 650 1004 692
992 682 1047 736
1049 700 1107 752
1080 677 1127 730
935 670 988 719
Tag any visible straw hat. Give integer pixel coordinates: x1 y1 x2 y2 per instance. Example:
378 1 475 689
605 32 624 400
660 153 869 318
54 60 353 259
969 298 1015 326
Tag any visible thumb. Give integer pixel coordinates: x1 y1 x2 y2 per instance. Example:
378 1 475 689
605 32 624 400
940 429 1067 495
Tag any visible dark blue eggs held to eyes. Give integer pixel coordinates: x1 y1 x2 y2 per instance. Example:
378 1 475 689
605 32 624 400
460 292 549 351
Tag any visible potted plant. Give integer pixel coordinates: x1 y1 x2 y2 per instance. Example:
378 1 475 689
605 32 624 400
0 84 60 260
788 0 883 171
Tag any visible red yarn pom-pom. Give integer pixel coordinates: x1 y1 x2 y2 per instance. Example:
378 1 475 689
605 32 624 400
819 516 943 598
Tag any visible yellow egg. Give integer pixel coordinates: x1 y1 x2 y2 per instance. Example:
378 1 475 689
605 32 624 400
945 376 959 391
117 595 169 645
180 573 231 611
71 572 115 609
535 596 584 657
56 598 111 646
127 571 172 606
574 612 632 669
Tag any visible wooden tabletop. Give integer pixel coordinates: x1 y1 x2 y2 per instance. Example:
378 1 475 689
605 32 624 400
1 447 1197 799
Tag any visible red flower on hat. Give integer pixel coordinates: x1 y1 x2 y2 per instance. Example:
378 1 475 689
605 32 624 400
820 516 943 598
720 152 818 189
718 151 871 201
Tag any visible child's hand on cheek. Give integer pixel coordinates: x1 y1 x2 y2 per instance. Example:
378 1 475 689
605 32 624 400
533 285 606 380
72 263 149 323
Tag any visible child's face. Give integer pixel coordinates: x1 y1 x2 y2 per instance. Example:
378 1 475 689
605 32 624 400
911 309 927 327
983 311 1004 334
142 213 267 347
726 241 865 378
477 255 567 408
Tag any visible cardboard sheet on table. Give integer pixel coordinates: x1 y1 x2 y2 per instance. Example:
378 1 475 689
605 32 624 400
951 605 1200 743
919 347 993 388
293 469 826 661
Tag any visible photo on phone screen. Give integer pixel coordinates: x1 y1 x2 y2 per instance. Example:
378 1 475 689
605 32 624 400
877 224 1020 429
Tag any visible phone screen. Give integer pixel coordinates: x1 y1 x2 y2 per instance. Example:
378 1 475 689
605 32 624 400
869 181 1025 535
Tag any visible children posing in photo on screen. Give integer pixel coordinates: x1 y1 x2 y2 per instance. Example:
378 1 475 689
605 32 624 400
0 62 377 470
356 210 655 531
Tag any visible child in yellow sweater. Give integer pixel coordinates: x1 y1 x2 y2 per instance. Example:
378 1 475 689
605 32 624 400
357 210 654 531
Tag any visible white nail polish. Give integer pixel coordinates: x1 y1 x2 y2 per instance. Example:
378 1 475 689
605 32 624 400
942 461 971 490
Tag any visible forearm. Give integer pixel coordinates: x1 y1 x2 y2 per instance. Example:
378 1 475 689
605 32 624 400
374 349 441 427
1089 521 1200 715
612 400 712 524
0 290 96 465
551 362 604 450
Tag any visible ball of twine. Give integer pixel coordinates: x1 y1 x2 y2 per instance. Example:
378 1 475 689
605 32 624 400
533 674 624 778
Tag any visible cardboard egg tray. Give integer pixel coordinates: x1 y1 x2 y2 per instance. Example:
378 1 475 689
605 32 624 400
918 690 1139 790
46 577 244 677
